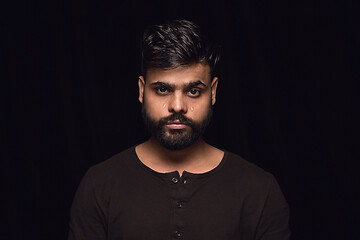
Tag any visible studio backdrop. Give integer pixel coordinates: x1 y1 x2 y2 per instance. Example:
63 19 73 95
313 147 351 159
2 0 358 239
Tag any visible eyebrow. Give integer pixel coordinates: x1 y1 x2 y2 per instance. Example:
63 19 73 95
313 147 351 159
150 80 207 89
187 80 207 88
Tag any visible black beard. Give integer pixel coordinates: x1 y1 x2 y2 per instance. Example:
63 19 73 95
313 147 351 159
141 105 213 151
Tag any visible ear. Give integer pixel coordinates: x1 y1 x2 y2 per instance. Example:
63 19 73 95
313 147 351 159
210 77 219 105
138 76 145 103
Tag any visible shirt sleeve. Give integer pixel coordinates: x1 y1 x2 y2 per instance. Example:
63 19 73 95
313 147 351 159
255 175 291 240
68 169 108 240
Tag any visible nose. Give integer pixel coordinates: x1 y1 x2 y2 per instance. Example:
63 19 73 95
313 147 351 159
168 91 188 114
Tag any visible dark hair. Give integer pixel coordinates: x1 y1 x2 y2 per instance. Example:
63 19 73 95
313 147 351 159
141 19 220 77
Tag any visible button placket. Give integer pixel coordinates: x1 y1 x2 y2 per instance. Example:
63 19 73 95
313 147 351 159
168 174 187 239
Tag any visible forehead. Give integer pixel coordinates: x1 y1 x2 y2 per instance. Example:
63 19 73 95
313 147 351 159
145 63 211 85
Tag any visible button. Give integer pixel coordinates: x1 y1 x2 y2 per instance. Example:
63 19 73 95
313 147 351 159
183 179 188 184
172 177 179 184
177 202 183 208
174 230 181 237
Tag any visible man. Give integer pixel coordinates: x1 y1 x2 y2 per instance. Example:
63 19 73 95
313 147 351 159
68 20 290 240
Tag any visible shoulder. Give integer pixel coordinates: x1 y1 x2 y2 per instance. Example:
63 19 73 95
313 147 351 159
85 146 139 183
221 153 291 239
218 151 287 211
73 145 145 206
220 151 276 189
223 151 270 175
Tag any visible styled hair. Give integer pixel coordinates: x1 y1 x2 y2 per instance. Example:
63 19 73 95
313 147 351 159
141 19 220 77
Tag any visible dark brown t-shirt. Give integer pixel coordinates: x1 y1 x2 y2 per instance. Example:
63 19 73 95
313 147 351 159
68 146 290 240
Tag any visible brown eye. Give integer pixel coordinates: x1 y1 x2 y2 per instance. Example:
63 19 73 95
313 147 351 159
156 87 169 95
188 89 200 96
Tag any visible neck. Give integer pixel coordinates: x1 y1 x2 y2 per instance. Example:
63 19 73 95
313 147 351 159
136 136 224 176
147 136 207 163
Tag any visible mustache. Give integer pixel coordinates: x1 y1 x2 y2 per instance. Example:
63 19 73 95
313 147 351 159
158 113 194 126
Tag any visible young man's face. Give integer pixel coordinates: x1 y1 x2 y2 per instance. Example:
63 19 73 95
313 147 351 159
138 63 218 151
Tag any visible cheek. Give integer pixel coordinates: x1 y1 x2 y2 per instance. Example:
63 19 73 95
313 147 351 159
143 95 167 119
190 101 211 120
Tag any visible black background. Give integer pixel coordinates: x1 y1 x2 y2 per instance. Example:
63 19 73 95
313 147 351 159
2 0 359 239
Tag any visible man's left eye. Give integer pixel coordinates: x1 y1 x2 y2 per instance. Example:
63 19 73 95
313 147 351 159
188 89 200 96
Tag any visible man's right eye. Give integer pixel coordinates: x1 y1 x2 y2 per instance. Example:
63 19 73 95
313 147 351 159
155 87 169 95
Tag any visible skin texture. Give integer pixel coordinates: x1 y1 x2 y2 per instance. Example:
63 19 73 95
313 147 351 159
136 63 224 176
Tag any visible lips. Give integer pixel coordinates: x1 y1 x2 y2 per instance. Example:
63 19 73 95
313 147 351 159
166 121 188 130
